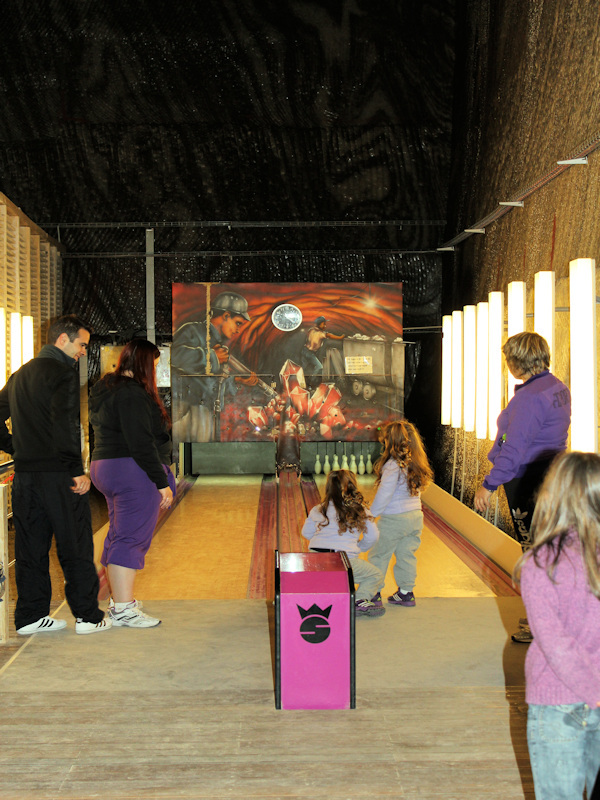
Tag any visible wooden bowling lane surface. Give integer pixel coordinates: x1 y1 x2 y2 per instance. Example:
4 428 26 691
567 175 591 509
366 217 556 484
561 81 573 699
133 473 500 601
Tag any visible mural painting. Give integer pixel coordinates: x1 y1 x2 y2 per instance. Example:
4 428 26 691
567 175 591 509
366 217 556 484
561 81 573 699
171 282 405 444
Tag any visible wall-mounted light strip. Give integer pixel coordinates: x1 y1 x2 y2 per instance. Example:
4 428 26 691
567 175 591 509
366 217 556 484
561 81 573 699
569 258 597 452
451 310 463 429
475 302 489 440
0 309 6 390
463 305 477 432
488 292 504 439
534 271 555 369
441 315 452 425
10 312 22 375
507 281 526 400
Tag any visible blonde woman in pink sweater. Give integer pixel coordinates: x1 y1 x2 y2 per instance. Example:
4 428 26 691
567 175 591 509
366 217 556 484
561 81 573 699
515 452 600 800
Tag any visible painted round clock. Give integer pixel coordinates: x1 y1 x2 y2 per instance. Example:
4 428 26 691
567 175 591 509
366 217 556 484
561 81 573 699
271 303 303 331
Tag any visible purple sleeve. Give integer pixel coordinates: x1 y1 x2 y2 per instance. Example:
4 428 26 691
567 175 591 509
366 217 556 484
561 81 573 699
483 393 547 490
521 555 600 706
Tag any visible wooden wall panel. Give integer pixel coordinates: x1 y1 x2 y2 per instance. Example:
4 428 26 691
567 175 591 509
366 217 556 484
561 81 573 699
0 193 62 376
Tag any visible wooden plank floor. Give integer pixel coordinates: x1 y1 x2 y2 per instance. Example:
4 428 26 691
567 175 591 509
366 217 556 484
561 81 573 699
0 475 534 799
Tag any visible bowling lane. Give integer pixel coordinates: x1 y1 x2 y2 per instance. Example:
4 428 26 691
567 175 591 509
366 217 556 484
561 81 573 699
120 474 495 601
133 475 264 600
317 475 495 599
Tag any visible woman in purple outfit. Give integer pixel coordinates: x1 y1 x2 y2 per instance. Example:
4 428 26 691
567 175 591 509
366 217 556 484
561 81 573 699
90 339 175 628
514 452 600 800
474 332 571 642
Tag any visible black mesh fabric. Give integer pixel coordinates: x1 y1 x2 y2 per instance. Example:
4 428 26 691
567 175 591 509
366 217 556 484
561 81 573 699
0 0 456 448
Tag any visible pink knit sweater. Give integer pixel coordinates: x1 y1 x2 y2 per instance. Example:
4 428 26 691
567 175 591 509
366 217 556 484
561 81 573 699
520 535 600 707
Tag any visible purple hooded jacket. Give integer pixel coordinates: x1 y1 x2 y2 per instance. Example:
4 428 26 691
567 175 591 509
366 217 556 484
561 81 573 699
482 371 570 492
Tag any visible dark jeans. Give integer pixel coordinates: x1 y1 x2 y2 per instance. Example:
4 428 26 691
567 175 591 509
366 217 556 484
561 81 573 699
13 472 102 628
503 457 556 549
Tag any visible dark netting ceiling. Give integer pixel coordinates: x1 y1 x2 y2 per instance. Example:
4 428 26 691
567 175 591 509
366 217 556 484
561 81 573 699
0 0 455 446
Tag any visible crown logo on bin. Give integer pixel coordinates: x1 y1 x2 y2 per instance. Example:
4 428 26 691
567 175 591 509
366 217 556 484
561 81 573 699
297 603 332 619
297 603 332 644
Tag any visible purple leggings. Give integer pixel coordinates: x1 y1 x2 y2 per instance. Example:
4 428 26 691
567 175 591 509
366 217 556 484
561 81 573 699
91 457 176 570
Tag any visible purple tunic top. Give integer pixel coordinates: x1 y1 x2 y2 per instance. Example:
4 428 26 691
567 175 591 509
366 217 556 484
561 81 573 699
482 371 570 492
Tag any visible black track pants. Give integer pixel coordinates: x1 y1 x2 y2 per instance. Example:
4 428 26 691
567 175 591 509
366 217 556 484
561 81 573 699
12 472 102 629
503 457 556 549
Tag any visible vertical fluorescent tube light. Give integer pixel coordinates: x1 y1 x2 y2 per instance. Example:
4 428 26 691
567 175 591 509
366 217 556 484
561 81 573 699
475 301 489 439
488 292 504 440
507 281 527 399
569 258 597 452
451 310 463 429
463 305 477 432
22 315 34 365
10 312 22 374
0 308 6 390
534 271 555 368
441 314 452 425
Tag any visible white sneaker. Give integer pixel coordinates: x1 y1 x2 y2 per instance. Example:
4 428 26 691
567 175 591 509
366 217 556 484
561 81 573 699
108 597 143 611
17 616 67 635
109 600 161 628
75 618 113 635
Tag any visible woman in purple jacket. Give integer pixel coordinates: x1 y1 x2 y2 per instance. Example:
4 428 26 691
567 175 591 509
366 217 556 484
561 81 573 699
474 332 571 541
515 452 600 800
474 333 570 643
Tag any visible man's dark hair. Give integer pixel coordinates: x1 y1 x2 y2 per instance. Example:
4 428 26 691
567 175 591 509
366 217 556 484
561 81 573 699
47 315 91 345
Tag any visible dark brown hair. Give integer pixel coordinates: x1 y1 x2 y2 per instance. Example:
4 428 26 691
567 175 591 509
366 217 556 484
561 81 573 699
318 470 371 535
47 314 91 344
110 338 169 426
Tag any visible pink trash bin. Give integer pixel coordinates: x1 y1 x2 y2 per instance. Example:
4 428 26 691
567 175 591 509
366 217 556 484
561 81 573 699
275 550 355 710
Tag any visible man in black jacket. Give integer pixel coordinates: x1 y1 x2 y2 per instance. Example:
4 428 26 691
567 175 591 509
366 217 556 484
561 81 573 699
0 315 111 635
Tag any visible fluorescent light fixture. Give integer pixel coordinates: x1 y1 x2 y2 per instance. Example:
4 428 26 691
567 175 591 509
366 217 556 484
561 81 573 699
569 258 597 451
534 271 555 368
507 281 526 399
0 309 6 389
441 315 452 425
10 312 22 374
488 292 504 440
475 302 489 439
463 305 476 432
451 310 463 429
22 315 34 364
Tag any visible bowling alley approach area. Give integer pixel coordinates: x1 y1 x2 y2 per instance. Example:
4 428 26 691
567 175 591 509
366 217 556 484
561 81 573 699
0 473 533 800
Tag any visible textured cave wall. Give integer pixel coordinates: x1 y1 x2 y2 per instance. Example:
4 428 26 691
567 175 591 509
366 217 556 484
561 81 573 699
0 0 455 450
439 0 600 531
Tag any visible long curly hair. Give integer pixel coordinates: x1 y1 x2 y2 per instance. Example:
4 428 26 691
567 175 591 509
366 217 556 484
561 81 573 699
514 451 600 597
374 419 433 496
318 469 371 535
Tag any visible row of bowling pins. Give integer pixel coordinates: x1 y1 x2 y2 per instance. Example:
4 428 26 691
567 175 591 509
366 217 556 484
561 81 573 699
314 451 373 475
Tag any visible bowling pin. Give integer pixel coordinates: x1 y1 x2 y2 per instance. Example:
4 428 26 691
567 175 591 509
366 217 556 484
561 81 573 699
358 453 365 474
349 453 357 473
332 452 340 470
323 454 331 475
366 452 373 474
314 453 322 474
341 453 349 470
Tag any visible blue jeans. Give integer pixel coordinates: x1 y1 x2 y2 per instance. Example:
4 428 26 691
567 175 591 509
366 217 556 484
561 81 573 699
368 510 423 591
527 704 600 799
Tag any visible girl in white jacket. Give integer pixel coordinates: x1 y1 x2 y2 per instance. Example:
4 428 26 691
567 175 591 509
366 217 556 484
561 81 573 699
302 470 385 617
368 419 433 607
